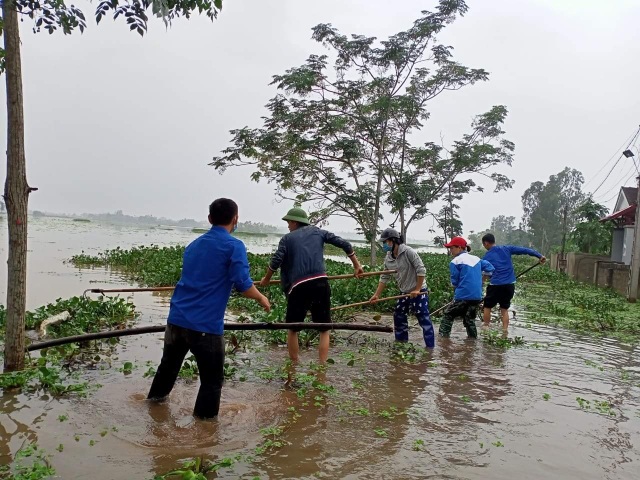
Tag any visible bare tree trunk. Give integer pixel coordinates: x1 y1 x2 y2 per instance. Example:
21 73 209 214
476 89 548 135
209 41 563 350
370 147 384 266
3 4 33 372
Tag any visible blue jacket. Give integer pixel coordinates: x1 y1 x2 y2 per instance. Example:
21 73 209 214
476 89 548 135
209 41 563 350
482 245 542 285
269 225 354 294
450 252 495 301
168 226 254 335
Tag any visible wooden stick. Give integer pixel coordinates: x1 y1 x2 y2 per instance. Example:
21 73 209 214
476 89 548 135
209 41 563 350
26 322 392 351
85 270 396 295
330 294 410 312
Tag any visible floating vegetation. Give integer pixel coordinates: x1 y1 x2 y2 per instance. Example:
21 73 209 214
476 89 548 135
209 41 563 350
515 258 640 340
72 218 91 223
0 443 55 480
0 296 136 337
191 227 208 234
481 330 525 349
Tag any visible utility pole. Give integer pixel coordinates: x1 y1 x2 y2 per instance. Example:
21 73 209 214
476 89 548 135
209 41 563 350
627 174 640 302
559 205 568 273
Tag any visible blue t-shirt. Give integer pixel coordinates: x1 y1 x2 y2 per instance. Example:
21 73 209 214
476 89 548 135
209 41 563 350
168 226 254 334
482 245 542 285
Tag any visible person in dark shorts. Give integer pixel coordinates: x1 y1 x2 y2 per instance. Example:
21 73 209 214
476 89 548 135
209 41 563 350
439 236 494 339
259 207 364 363
147 198 271 419
481 233 546 332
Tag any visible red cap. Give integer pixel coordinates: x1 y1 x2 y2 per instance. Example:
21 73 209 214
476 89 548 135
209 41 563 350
444 236 468 248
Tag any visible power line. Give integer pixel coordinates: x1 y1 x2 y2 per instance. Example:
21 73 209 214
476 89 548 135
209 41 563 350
590 127 640 197
599 170 638 205
584 128 639 189
594 163 637 201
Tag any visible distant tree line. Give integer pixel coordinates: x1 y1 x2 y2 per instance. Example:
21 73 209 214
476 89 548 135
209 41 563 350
466 167 613 256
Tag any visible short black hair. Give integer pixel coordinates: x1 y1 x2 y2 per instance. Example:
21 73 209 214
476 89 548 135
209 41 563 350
209 198 238 226
482 233 496 244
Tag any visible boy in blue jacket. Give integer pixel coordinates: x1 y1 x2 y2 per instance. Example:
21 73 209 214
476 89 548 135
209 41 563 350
439 237 495 339
481 233 545 332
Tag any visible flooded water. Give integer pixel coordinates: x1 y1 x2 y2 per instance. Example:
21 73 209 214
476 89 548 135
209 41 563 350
1 216 639 479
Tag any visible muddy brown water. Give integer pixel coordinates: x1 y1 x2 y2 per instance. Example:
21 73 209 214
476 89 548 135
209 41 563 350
1 217 640 479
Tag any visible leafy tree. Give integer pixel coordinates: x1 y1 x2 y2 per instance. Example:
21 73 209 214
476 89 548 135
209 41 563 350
570 199 611 255
0 0 223 372
489 215 515 244
521 167 585 254
210 0 514 265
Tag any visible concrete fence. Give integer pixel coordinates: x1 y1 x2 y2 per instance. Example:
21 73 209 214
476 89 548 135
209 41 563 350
550 252 640 297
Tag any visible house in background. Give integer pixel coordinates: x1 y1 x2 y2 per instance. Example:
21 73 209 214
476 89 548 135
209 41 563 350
600 186 637 265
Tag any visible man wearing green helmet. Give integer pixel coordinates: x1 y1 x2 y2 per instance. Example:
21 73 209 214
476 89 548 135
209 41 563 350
259 206 364 363
369 227 434 348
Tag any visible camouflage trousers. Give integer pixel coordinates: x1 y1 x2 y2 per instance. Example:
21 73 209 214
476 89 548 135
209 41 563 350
438 300 481 338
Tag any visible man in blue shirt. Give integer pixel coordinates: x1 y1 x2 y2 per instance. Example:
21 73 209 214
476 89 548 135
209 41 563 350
439 236 494 339
481 233 545 332
259 207 363 364
147 198 270 419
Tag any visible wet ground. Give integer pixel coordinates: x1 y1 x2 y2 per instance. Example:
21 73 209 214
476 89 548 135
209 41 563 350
1 217 639 479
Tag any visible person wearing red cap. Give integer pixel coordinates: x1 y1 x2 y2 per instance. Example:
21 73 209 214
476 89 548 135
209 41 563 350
439 236 495 339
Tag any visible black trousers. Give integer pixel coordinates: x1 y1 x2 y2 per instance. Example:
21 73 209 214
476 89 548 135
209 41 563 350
147 323 225 419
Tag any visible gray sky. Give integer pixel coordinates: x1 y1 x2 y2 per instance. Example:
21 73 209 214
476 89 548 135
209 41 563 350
1 0 639 240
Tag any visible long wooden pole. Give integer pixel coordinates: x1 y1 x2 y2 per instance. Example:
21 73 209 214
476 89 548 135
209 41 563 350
26 322 392 351
330 294 410 312
85 270 396 295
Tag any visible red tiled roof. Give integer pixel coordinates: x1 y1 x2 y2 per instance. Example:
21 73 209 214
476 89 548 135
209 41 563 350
600 203 636 222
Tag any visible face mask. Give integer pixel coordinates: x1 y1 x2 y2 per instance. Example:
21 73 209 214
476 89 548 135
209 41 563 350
382 243 393 252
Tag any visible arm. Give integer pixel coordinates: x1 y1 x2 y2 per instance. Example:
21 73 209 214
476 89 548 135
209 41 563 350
322 230 364 277
370 258 391 302
507 245 542 258
230 242 270 312
411 275 425 298
480 259 495 275
507 245 546 264
369 281 387 303
480 259 494 283
449 262 460 288
259 237 287 286
408 248 427 297
241 285 270 312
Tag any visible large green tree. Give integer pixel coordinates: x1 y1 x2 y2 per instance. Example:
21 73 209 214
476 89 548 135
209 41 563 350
521 167 585 254
210 0 514 265
1 0 223 372
570 199 611 255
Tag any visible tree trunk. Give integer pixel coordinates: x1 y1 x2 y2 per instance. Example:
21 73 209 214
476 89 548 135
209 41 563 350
3 4 32 372
370 147 384 266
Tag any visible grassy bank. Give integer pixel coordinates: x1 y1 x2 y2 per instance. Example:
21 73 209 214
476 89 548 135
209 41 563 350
512 257 640 341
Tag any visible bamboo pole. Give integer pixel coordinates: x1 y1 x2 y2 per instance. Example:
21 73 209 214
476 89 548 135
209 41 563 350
84 270 397 296
330 294 410 312
26 322 392 352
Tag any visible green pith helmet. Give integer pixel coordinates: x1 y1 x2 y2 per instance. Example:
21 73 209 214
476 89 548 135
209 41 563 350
282 207 310 225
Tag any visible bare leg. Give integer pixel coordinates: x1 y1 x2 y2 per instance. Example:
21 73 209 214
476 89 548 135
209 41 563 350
287 330 299 362
318 331 330 364
500 308 510 333
482 307 491 328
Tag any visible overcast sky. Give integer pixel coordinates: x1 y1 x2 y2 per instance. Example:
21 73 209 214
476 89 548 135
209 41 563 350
1 0 639 240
